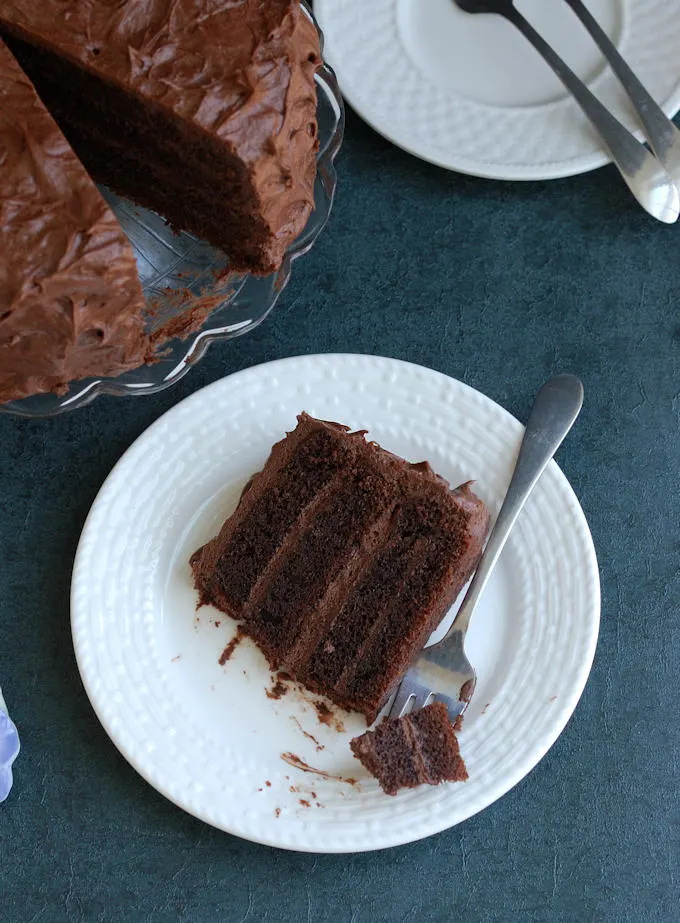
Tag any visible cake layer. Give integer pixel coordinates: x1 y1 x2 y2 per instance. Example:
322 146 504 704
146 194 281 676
195 423 360 612
299 522 429 693
244 468 395 667
192 414 489 723
0 38 149 403
299 491 476 719
0 0 320 274
412 703 468 783
350 702 468 795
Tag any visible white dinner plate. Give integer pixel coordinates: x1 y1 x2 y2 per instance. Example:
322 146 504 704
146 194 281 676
314 0 680 180
71 355 599 852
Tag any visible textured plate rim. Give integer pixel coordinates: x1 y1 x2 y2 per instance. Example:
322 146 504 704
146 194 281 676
314 0 680 181
71 354 600 852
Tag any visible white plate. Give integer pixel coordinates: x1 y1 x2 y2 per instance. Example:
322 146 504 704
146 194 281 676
314 0 680 180
71 355 599 852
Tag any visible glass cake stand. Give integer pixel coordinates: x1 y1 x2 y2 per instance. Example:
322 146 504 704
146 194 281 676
2 8 344 418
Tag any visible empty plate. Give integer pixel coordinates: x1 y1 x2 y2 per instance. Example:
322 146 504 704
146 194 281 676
315 0 680 179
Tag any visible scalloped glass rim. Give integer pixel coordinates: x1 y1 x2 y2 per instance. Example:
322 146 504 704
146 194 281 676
3 10 344 418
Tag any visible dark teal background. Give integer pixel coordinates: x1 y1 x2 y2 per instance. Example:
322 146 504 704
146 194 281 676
1 109 679 921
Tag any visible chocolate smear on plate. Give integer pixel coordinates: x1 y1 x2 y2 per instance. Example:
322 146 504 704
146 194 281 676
291 717 324 751
280 752 359 787
218 629 243 665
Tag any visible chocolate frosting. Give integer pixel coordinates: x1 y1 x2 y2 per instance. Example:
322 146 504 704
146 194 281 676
0 38 149 403
0 0 321 271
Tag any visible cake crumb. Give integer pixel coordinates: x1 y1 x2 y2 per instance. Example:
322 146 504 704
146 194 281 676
171 655 181 662
460 679 474 703
219 629 243 666
275 808 281 818
314 701 333 725
453 714 464 732
481 703 490 715
549 695 557 702
310 791 317 799
257 787 263 792
266 674 290 700
299 799 311 808
150 289 234 344
265 780 271 787
214 620 221 628
312 700 345 732
211 264 234 284
289 785 299 793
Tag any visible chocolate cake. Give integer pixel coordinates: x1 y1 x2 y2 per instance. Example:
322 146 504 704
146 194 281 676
191 414 489 723
0 38 149 404
0 0 321 275
350 702 468 795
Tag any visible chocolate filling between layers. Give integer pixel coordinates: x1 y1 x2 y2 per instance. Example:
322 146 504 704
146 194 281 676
351 718 419 796
209 427 355 612
297 524 429 694
293 492 480 721
241 469 395 666
345 502 473 719
409 704 469 784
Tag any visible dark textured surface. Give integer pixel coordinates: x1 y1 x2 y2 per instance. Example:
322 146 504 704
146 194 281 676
1 107 679 922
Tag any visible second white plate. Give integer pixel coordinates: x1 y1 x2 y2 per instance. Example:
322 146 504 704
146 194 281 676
314 0 680 179
71 355 599 852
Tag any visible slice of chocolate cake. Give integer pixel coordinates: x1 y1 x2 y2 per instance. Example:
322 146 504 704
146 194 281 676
350 702 468 795
0 38 149 403
191 414 489 723
0 0 320 275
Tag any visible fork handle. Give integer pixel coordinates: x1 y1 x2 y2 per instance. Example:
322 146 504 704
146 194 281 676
441 375 584 640
563 0 680 183
502 5 678 223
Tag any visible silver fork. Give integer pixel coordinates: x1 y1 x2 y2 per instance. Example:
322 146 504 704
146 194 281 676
563 0 680 185
384 374 584 725
453 0 679 224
